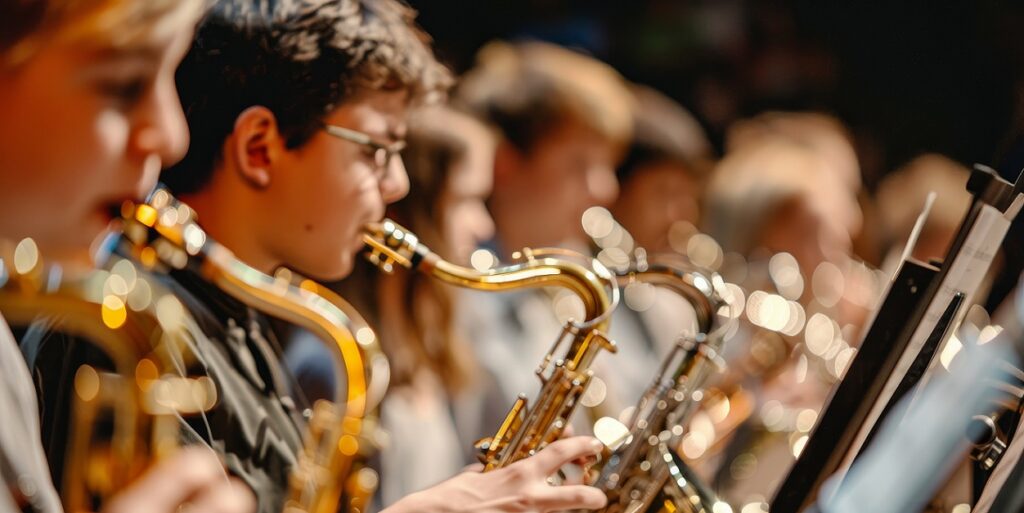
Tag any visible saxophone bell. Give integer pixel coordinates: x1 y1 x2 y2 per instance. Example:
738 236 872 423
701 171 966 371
0 237 214 512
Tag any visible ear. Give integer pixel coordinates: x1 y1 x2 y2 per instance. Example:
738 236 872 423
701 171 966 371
492 139 523 184
231 106 284 188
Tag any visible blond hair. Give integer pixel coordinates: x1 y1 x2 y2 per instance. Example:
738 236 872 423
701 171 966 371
876 154 971 243
456 40 634 153
704 138 861 256
3 0 204 69
727 111 861 193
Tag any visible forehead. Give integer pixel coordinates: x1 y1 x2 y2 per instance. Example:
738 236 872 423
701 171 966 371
325 88 411 137
4 0 200 65
538 118 614 152
10 28 186 80
447 154 493 194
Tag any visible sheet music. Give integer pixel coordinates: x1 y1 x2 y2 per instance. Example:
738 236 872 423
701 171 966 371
843 193 936 373
911 194 1024 396
899 191 936 265
836 195 1023 480
825 338 1017 513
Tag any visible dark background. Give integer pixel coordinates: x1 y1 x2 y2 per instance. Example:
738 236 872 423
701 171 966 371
410 0 1024 187
409 0 1024 306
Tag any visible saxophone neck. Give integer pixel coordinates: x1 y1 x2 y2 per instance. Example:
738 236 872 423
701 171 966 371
617 263 717 332
364 218 616 329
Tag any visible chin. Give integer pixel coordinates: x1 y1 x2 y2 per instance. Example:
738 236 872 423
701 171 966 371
43 217 107 256
305 254 355 283
331 258 356 281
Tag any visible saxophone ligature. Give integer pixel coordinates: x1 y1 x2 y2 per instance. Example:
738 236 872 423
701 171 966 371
363 218 619 470
591 250 736 513
120 187 389 513
0 237 214 512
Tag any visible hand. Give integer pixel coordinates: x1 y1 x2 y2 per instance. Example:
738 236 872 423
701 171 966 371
386 436 608 513
102 448 256 513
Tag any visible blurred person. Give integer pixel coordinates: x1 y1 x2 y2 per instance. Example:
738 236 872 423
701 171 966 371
876 154 973 265
699 135 876 505
611 84 714 253
598 83 719 409
452 40 635 420
368 105 499 505
706 138 857 281
15 1 609 512
285 105 503 505
726 111 864 246
0 1 256 512
727 112 860 192
456 40 632 255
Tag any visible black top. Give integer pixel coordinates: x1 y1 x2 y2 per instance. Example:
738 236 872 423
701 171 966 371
20 266 307 513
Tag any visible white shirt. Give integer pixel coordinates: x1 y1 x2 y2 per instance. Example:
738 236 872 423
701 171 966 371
0 314 62 513
379 371 464 507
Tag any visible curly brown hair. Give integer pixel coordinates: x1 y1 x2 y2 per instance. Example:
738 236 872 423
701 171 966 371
163 0 452 193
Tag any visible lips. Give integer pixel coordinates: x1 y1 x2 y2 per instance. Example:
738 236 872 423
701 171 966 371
103 201 123 222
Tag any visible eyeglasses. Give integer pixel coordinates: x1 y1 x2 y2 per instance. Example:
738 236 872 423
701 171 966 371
323 124 406 175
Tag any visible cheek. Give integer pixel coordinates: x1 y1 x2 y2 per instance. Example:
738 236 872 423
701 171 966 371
440 206 458 243
449 205 476 243
50 106 131 201
4 97 129 212
290 161 378 249
93 109 132 161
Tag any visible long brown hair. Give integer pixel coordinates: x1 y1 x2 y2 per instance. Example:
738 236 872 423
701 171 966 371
342 106 483 394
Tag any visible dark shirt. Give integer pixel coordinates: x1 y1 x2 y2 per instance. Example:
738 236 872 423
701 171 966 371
20 266 307 513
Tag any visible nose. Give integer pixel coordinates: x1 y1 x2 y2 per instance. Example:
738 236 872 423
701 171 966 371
471 202 496 244
132 79 190 169
586 163 619 207
380 154 410 205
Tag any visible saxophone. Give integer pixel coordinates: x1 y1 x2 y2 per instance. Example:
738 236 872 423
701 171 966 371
0 237 214 512
591 253 735 513
363 218 618 470
120 188 389 513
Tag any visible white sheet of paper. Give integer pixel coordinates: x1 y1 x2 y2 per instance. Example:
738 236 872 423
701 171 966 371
836 193 1022 481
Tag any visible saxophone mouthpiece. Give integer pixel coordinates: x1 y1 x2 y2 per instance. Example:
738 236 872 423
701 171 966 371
362 219 425 272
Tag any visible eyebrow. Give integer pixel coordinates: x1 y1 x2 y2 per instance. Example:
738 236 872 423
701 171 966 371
90 44 164 63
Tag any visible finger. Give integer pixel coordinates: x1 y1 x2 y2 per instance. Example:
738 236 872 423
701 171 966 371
570 451 601 468
530 437 604 476
460 463 485 473
105 448 227 513
530 484 607 511
187 477 256 513
561 424 576 438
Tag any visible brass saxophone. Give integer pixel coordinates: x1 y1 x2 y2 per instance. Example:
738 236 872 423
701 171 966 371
0 237 214 512
363 218 618 470
592 253 735 513
120 188 389 513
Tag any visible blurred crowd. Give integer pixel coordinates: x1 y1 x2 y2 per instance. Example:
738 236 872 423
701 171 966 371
5 1 1022 512
280 19 1018 509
